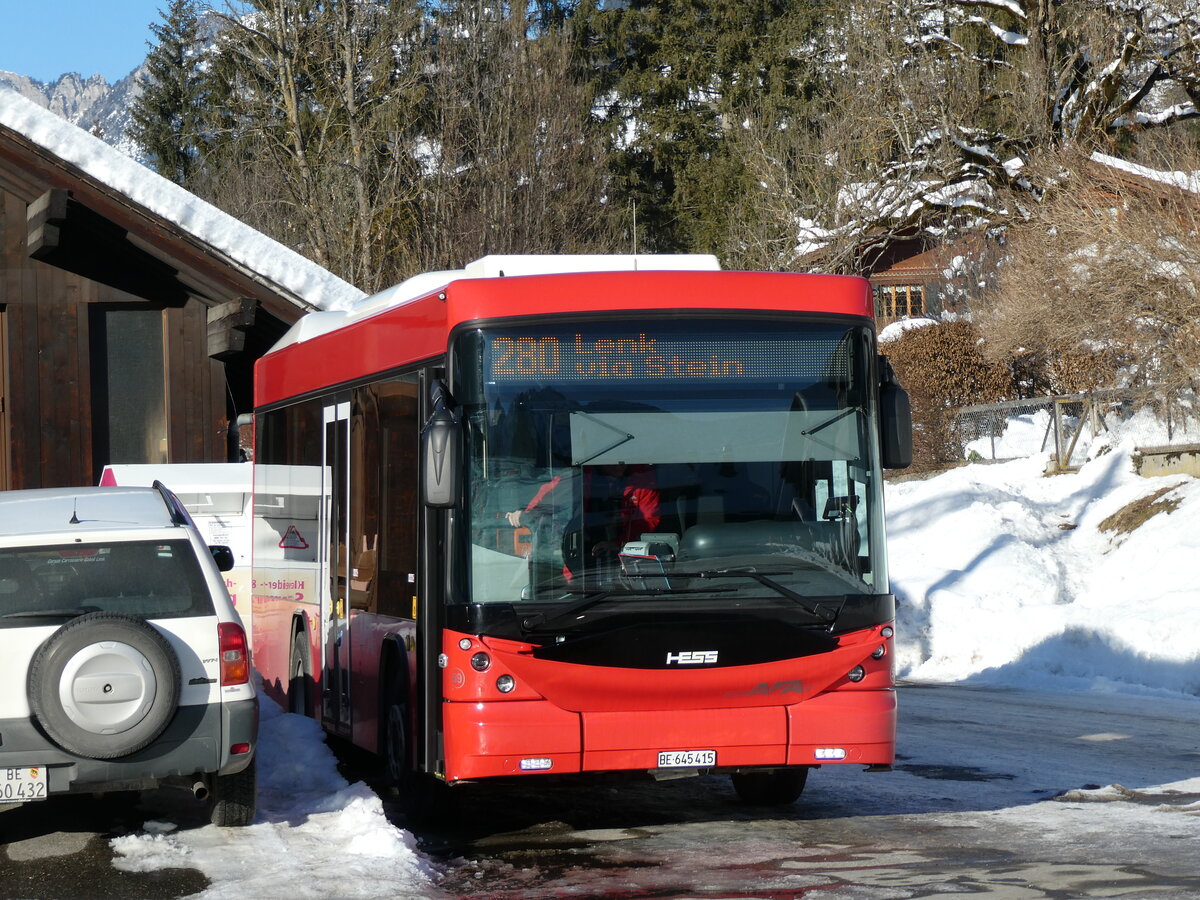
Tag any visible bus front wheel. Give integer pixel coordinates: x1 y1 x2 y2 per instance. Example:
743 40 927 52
382 699 447 821
383 701 409 786
730 767 809 805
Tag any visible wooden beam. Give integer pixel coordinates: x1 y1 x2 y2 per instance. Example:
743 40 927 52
25 188 189 305
208 297 258 329
26 187 69 226
207 297 257 359
27 220 61 258
26 188 69 259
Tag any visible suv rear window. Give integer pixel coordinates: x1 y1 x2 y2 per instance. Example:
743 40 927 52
0 540 215 623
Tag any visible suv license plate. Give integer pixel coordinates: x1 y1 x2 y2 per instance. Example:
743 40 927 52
1 766 48 802
657 750 716 768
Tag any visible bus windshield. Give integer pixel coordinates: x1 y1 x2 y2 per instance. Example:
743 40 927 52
454 319 887 616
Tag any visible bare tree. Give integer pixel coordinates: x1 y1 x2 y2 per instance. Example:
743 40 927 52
201 0 426 291
981 140 1200 411
416 4 622 270
731 0 1200 273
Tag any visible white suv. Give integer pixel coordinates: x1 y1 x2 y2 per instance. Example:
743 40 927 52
0 484 257 826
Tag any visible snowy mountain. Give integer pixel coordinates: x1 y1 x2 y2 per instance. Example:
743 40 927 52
0 67 144 159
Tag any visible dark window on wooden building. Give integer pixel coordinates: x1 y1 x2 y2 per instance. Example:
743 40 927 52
91 308 168 465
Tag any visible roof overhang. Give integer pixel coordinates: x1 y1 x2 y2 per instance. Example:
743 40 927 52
0 124 320 330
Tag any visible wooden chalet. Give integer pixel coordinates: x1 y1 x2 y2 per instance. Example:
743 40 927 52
0 89 363 491
859 232 942 326
860 154 1200 328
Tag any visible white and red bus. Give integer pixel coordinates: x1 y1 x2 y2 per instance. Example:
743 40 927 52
250 255 911 805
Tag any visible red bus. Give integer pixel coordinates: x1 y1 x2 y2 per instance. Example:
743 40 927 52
250 255 911 806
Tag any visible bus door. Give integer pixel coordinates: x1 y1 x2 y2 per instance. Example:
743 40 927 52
320 398 353 736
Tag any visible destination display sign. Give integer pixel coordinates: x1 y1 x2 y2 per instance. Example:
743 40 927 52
485 331 845 382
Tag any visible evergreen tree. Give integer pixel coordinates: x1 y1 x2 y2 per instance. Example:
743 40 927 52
579 0 820 263
128 0 207 186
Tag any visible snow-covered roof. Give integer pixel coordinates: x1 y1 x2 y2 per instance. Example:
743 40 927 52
0 85 365 312
837 178 995 222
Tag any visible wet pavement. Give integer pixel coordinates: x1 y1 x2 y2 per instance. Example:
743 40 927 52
3 683 1198 899
0 792 209 899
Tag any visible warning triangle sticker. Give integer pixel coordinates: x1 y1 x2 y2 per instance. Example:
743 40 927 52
279 525 310 549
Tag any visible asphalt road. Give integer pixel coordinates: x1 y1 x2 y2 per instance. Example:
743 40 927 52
410 683 1200 899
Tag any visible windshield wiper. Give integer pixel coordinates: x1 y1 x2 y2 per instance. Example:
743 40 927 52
520 585 734 632
2 606 99 619
692 568 843 625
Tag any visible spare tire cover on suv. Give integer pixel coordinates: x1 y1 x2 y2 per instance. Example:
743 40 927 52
28 612 182 759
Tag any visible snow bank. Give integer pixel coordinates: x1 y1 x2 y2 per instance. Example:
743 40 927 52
879 317 937 342
111 695 440 899
888 417 1200 697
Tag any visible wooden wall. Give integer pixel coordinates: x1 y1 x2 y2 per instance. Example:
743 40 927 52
0 187 229 490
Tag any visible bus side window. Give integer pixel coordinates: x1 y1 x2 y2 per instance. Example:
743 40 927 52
377 377 421 619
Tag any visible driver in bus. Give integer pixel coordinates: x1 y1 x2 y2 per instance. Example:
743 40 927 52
507 464 661 577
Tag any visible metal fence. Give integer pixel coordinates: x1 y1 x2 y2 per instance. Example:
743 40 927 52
953 391 1200 473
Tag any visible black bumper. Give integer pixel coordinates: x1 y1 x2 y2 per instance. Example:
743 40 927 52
0 698 258 794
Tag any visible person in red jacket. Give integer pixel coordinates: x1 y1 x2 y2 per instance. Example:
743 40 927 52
508 464 660 577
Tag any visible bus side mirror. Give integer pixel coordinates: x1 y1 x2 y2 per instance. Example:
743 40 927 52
421 401 462 508
879 356 912 470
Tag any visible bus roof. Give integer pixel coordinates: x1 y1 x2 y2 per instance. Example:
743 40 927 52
255 260 873 408
270 255 722 352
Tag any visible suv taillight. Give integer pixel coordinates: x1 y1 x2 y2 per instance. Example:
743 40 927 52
219 622 250 686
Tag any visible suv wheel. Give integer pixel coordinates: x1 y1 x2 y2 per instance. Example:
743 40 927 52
27 612 182 759
208 756 257 827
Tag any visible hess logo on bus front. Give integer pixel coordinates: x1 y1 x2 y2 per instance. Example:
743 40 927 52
666 650 719 665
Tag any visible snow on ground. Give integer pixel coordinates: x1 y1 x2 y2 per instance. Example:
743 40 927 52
878 316 937 342
109 410 1200 896
111 698 441 899
891 409 1200 695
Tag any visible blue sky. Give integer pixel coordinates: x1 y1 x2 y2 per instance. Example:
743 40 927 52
0 0 165 82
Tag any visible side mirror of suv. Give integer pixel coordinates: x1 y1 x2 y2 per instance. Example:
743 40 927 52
210 545 236 572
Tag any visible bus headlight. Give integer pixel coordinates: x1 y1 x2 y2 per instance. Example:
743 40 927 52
496 674 516 693
871 645 886 659
470 652 491 672
816 747 847 760
847 665 866 682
